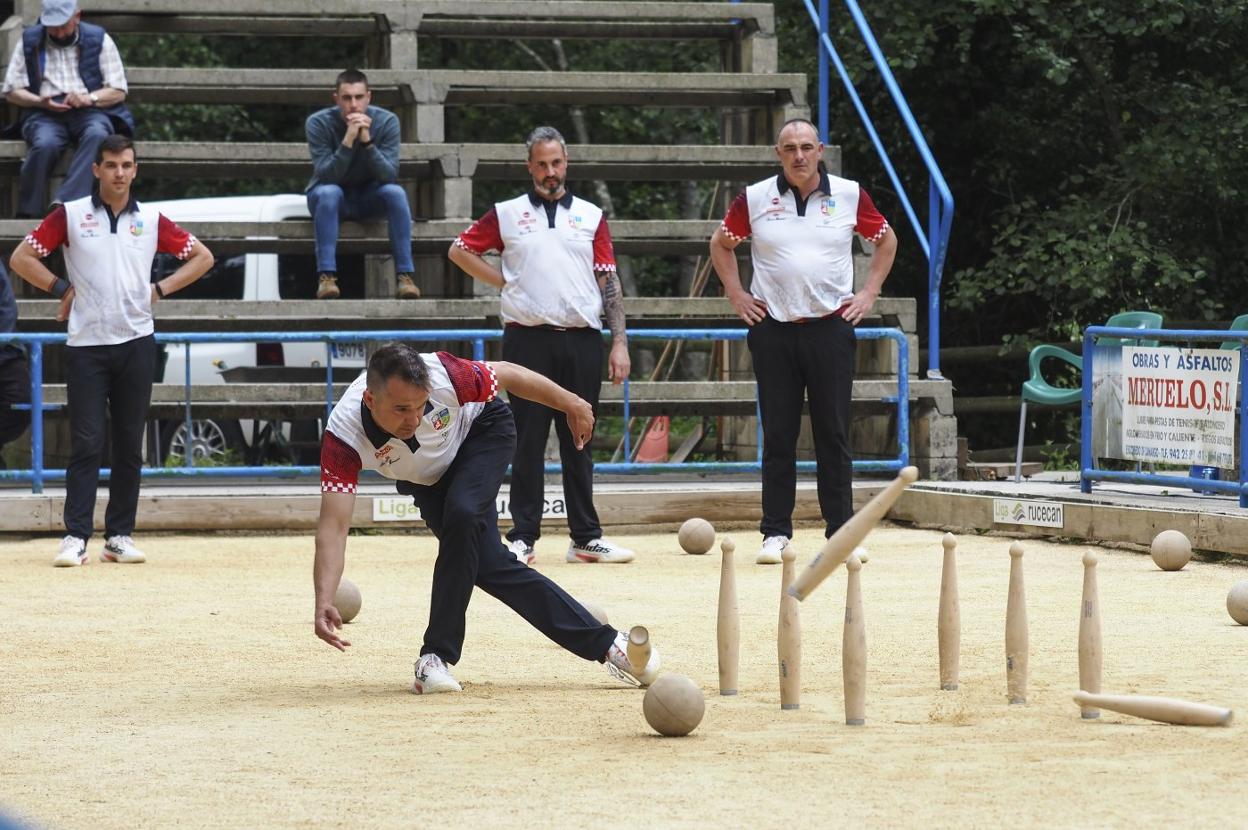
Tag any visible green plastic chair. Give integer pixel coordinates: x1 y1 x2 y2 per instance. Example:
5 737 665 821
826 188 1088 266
1014 310 1163 482
1096 311 1163 347
1220 314 1248 351
1015 345 1083 482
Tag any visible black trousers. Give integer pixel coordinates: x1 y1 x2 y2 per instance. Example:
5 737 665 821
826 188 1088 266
398 399 615 665
501 326 603 546
0 352 31 461
747 315 856 539
64 335 156 541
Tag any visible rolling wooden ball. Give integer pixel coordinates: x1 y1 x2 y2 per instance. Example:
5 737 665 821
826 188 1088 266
1227 581 1248 625
643 674 705 737
333 578 362 623
1150 530 1192 571
678 518 716 555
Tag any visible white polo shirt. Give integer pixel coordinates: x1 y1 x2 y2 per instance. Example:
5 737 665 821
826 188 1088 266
319 352 499 491
720 172 890 322
454 191 616 329
25 194 197 346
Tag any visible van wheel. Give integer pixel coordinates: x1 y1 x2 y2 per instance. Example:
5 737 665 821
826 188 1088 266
160 419 245 466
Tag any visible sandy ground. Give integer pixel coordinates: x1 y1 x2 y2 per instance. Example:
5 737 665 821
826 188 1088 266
3 525 1248 829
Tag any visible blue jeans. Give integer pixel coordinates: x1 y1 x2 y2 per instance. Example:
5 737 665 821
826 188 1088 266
18 108 114 217
306 181 414 274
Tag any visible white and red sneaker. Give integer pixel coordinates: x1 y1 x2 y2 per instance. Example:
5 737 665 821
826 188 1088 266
412 653 462 695
52 535 87 568
101 535 146 564
605 630 661 687
507 538 536 565
567 538 635 564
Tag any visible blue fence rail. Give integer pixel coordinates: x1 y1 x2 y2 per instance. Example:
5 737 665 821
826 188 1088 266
1080 326 1248 508
803 0 954 380
0 328 910 494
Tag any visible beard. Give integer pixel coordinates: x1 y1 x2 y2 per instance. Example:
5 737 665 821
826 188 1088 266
47 30 79 48
536 175 564 198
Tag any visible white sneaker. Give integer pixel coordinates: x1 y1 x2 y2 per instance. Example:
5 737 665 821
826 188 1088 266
567 538 635 564
53 535 88 567
605 630 661 687
756 535 789 565
507 538 535 565
412 653 462 694
101 535 146 564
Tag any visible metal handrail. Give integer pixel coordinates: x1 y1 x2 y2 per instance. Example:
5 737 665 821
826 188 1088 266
803 0 954 380
0 327 910 493
1079 326 1248 508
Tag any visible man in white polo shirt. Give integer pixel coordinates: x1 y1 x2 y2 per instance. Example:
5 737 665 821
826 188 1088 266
709 118 897 564
312 342 660 693
10 134 214 567
447 126 633 566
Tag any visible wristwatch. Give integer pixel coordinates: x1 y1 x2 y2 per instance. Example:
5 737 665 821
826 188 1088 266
89 92 100 106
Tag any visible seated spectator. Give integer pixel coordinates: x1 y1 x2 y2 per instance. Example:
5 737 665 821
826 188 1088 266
2 0 134 218
305 68 418 300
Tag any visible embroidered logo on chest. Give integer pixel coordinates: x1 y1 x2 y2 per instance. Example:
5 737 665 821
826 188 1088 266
820 198 837 216
129 217 144 237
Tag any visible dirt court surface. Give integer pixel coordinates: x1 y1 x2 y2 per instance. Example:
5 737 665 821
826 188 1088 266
3 525 1248 829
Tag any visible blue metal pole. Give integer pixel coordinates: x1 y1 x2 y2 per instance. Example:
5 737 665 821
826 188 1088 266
818 0 829 144
183 341 192 469
325 339 334 424
30 341 44 495
896 329 910 466
472 338 484 362
928 180 943 379
1080 330 1094 493
1240 344 1247 508
622 376 631 462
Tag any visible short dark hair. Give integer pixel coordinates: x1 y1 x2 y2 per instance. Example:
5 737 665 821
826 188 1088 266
366 342 430 395
94 134 134 164
525 126 567 158
336 69 369 91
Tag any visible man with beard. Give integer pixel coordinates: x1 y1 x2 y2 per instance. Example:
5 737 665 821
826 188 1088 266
2 0 134 218
448 126 634 566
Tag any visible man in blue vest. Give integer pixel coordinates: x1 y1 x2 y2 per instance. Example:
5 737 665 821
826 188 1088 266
2 0 134 218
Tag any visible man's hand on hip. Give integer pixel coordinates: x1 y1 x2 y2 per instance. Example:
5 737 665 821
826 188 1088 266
841 287 880 326
728 288 768 326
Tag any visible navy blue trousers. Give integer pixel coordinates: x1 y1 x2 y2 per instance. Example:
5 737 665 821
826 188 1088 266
398 399 615 665
18 108 113 217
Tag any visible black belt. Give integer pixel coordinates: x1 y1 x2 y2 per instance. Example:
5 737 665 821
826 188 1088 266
505 323 591 332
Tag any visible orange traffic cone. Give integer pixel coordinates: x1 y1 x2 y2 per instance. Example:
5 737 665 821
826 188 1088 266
634 416 670 463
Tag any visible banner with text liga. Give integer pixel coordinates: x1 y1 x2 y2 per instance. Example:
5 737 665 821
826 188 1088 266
1121 347 1239 467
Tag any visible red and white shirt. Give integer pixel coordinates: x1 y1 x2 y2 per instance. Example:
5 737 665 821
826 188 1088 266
455 191 615 329
25 195 197 346
720 173 889 322
320 352 498 492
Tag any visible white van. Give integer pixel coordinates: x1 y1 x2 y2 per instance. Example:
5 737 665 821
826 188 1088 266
147 194 367 464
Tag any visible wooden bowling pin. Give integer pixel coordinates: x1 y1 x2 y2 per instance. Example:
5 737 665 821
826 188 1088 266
1005 542 1029 705
1078 552 1102 719
627 625 651 677
1073 691 1233 727
778 546 801 710
843 551 867 725
938 533 960 691
717 537 740 696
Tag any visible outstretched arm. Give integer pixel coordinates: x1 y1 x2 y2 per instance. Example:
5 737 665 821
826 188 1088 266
313 490 355 651
490 360 595 449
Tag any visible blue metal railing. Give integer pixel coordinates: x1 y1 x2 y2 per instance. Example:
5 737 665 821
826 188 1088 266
1080 326 1248 508
0 327 910 493
803 0 954 380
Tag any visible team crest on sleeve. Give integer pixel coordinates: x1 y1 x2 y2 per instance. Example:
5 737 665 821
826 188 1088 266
430 407 454 431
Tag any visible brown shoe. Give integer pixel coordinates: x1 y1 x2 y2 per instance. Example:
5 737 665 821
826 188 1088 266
316 273 340 300
396 273 421 299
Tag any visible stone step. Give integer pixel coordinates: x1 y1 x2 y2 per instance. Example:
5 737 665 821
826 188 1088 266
0 141 797 183
10 0 776 71
12 297 917 334
33 378 950 419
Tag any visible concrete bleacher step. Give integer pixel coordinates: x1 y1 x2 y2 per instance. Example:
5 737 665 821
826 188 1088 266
117 68 806 142
0 141 789 183
10 0 776 72
33 378 948 419
0 218 727 256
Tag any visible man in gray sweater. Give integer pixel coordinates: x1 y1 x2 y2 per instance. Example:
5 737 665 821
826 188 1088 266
305 68 417 300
